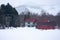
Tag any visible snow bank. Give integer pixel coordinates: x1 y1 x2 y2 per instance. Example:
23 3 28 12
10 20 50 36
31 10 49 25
0 27 60 40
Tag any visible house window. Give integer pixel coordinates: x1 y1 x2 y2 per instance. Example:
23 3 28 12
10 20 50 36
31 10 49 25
28 22 30 24
32 25 34 27
28 25 30 27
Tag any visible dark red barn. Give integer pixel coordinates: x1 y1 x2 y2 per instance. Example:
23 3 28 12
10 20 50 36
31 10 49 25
36 25 55 30
36 22 56 30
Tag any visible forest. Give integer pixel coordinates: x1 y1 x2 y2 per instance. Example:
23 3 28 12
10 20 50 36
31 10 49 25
0 3 60 29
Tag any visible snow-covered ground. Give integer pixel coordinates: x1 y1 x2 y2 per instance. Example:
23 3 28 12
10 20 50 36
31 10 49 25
0 27 60 40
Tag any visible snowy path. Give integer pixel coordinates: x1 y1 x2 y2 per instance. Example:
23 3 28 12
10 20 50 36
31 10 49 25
0 27 60 40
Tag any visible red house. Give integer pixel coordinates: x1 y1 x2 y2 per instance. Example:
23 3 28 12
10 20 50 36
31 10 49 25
25 18 37 27
25 18 56 30
25 18 36 22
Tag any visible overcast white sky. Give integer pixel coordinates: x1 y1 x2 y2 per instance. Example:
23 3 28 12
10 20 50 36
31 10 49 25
0 0 60 15
0 0 60 7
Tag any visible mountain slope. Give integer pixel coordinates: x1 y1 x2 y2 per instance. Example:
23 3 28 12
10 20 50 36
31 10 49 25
16 5 60 16
16 5 44 15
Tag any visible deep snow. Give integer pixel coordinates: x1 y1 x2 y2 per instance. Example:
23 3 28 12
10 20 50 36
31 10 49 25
0 27 60 40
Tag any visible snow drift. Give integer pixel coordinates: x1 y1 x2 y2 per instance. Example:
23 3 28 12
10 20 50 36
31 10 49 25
0 27 60 40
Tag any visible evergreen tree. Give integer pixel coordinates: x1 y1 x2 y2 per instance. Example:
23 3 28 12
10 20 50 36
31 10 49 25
0 3 19 28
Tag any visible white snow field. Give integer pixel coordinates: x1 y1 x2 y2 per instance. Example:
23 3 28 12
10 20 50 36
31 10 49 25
0 27 60 40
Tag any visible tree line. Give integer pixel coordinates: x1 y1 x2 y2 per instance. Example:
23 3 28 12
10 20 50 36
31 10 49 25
0 3 60 29
0 3 19 29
